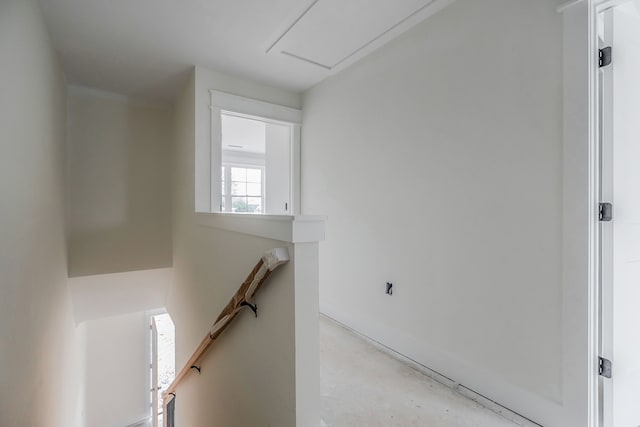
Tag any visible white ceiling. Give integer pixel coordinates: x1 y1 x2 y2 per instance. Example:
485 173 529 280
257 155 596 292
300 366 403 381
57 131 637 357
221 114 266 154
272 0 438 69
38 0 453 102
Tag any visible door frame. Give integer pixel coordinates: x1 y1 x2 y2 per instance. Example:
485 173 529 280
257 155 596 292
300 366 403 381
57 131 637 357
588 1 636 426
145 309 167 425
565 0 620 425
585 2 608 426
592 2 640 426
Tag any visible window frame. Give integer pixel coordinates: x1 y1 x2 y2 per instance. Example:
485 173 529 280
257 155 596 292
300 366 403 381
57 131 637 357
209 90 302 215
221 164 265 214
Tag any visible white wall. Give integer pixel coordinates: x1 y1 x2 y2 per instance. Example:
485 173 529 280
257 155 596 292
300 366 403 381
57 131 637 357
167 67 309 426
0 0 82 425
302 0 569 424
67 87 172 277
68 268 171 323
265 123 292 214
81 312 149 427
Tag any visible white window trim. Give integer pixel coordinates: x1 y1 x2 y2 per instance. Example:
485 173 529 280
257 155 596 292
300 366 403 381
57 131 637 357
210 90 302 215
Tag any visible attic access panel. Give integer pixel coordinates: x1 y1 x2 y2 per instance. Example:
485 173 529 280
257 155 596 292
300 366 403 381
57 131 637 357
269 0 437 69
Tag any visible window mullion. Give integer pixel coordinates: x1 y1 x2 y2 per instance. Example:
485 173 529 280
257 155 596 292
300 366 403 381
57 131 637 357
224 166 232 212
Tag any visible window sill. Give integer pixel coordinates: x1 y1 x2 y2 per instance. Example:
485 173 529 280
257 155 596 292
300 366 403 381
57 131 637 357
195 212 325 243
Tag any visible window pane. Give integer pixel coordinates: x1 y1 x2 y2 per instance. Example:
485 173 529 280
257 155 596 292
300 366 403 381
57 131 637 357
231 182 246 196
221 181 225 195
246 183 261 196
221 167 225 180
246 168 261 183
231 167 246 182
247 197 262 213
221 197 225 211
232 197 248 213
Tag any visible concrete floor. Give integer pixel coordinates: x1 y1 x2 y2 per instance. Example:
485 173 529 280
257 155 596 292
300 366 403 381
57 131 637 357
319 316 520 427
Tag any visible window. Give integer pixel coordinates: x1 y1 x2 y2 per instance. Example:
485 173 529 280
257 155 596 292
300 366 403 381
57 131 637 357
208 91 302 215
221 166 263 213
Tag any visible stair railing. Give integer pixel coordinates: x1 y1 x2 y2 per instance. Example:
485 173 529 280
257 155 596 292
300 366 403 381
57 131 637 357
161 247 290 426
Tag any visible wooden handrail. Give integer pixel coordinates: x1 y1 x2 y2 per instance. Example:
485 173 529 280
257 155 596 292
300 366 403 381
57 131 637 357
161 247 290 423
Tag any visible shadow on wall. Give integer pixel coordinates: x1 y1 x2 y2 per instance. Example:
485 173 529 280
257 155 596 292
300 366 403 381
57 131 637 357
67 87 173 277
130 66 194 104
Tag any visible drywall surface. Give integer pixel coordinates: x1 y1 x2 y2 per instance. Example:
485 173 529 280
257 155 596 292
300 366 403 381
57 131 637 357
167 68 303 426
69 267 171 323
265 123 292 214
67 87 172 277
0 1 82 425
302 0 566 424
82 312 149 427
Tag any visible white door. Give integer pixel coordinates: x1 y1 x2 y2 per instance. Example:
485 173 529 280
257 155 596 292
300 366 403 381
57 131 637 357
600 1 640 426
151 317 159 427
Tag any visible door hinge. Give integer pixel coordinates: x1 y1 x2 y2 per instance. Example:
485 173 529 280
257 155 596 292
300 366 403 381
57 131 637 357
599 357 612 378
599 202 613 222
599 47 612 67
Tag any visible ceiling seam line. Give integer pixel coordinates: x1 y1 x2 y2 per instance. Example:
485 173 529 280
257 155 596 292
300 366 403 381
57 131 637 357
331 0 439 69
265 0 321 54
280 51 332 70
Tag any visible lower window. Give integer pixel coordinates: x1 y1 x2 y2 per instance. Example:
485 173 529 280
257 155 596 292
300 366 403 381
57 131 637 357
221 165 264 213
